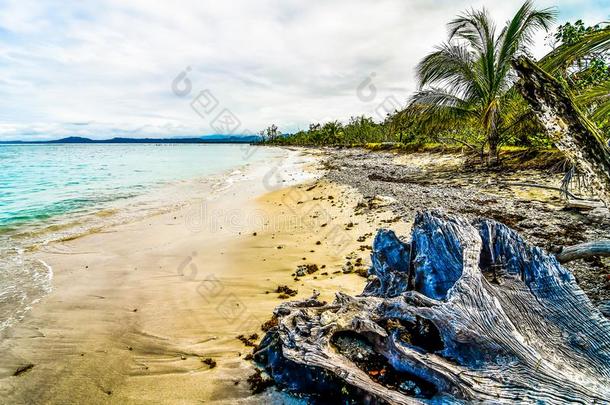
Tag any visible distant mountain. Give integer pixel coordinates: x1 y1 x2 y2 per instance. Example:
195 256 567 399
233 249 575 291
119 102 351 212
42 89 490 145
47 136 95 143
0 135 262 144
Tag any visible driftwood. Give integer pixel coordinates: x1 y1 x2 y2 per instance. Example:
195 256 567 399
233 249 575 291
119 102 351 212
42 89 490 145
557 240 610 263
513 57 610 207
565 199 607 210
254 211 610 404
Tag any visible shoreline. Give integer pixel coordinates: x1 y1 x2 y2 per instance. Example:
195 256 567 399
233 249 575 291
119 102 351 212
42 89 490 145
1 145 607 403
0 145 290 336
0 147 409 404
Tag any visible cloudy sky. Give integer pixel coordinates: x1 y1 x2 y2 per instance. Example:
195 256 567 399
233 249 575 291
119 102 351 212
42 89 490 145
0 0 607 140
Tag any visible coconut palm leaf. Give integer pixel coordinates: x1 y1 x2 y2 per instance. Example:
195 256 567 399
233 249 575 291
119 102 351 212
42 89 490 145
540 27 610 73
496 1 556 85
408 1 555 160
578 81 610 122
417 43 482 98
448 8 497 54
410 88 472 109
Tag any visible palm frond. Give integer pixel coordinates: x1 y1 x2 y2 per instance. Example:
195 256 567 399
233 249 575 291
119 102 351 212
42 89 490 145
409 87 472 109
416 42 482 98
407 90 477 135
448 8 496 53
574 81 610 122
575 81 610 104
540 27 610 73
496 1 556 80
591 102 610 122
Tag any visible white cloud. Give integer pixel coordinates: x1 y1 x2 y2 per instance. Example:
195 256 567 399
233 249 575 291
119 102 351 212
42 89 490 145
0 0 606 140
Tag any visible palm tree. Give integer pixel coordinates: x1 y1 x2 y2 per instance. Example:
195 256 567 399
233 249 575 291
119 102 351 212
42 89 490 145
409 1 556 162
321 121 343 144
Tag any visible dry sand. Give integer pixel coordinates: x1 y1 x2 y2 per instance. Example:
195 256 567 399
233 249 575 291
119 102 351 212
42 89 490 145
0 150 409 404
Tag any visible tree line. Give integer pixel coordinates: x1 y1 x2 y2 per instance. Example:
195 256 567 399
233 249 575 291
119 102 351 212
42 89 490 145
260 1 609 163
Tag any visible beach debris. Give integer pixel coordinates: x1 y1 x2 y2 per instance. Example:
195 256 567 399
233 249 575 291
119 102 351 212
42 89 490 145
253 210 610 403
275 285 297 298
13 364 34 376
261 315 278 332
356 195 397 213
247 369 273 394
315 241 322 245
236 334 259 347
202 358 217 368
354 266 368 278
295 264 319 277
380 216 401 224
555 240 610 264
357 233 372 242
342 261 354 274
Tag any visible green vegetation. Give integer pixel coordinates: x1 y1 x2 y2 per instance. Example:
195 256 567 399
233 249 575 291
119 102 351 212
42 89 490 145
409 1 555 162
552 20 610 90
260 116 388 146
546 21 610 135
262 2 610 163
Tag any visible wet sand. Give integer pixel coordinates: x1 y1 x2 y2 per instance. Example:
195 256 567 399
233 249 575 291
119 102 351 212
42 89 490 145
0 149 408 404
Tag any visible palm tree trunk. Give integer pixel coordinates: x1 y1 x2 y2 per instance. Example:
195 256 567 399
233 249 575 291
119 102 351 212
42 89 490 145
513 56 610 207
486 128 500 165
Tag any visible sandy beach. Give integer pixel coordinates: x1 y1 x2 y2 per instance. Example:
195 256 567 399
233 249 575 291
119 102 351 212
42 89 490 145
2 146 608 404
0 148 409 404
2 1 609 402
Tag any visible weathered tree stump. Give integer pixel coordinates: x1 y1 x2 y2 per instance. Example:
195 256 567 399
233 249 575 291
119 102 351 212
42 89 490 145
254 211 610 404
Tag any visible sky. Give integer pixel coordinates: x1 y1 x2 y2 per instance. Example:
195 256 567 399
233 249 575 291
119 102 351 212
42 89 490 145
0 0 608 140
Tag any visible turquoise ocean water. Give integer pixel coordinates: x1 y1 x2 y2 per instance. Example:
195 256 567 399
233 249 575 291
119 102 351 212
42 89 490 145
0 143 282 332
